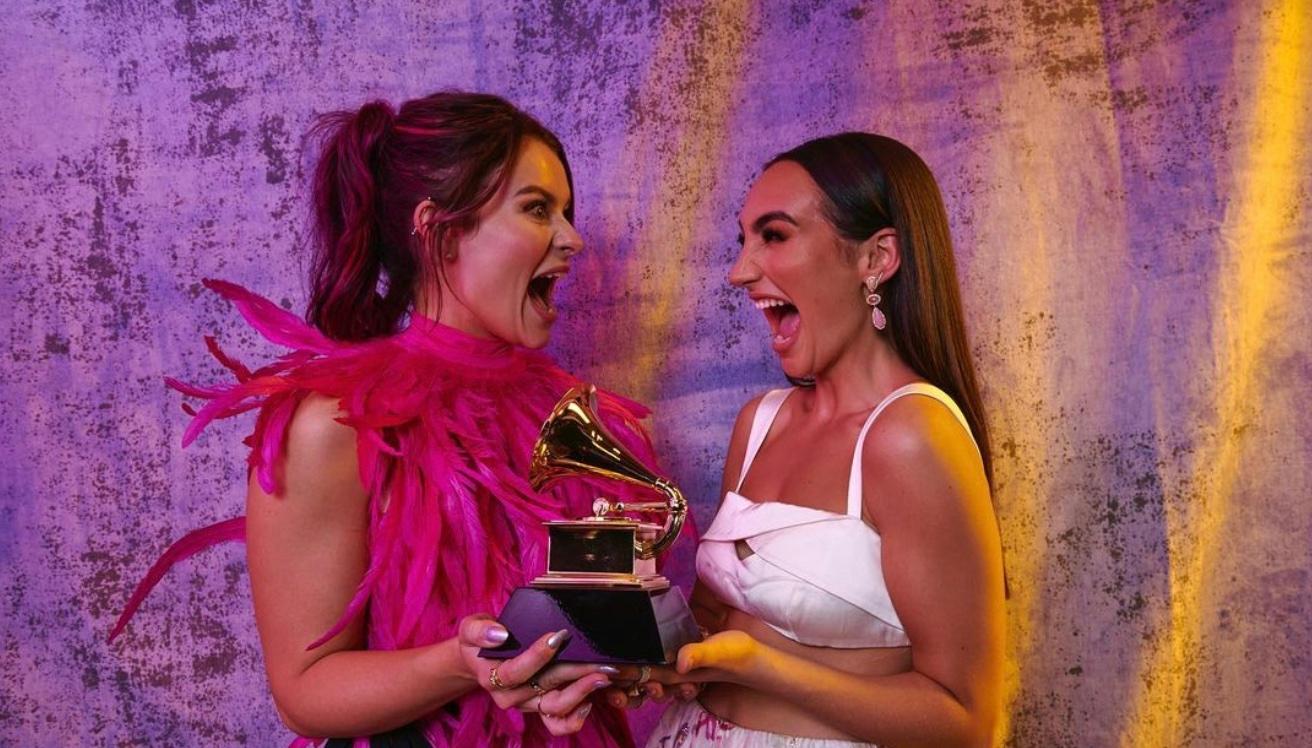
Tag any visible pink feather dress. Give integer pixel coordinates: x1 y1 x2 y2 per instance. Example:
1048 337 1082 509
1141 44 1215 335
112 281 674 747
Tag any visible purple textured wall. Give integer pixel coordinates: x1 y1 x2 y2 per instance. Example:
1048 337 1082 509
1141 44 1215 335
2 1 1310 745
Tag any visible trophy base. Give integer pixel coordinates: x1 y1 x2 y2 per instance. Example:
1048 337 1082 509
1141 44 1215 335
479 585 701 665
531 572 669 590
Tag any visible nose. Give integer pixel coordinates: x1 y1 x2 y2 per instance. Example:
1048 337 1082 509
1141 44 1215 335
728 243 757 287
556 218 584 257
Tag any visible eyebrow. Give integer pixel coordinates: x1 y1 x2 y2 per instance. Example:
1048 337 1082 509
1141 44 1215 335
738 210 799 238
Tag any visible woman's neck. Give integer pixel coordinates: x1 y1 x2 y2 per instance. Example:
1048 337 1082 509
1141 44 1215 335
415 286 497 341
805 331 920 420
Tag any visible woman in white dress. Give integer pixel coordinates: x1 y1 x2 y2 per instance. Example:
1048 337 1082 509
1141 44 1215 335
633 133 1005 747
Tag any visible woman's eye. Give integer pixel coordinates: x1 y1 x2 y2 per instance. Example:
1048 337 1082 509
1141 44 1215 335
762 229 785 243
526 201 549 219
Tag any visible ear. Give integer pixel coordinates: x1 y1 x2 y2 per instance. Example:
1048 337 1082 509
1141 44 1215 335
856 228 900 286
412 198 458 261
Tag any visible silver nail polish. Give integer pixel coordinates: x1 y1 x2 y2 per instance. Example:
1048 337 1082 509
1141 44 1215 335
485 627 509 644
598 665 620 676
546 629 571 649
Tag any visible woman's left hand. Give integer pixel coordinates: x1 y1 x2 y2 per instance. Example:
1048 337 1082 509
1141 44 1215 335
457 616 612 735
516 672 609 736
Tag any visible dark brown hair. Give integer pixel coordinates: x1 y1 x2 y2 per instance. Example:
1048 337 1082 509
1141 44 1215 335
769 133 994 486
306 92 572 341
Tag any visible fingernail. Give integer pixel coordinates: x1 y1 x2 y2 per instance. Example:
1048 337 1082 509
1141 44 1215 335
485 626 509 644
592 678 610 690
577 703 593 719
546 629 571 649
598 665 620 676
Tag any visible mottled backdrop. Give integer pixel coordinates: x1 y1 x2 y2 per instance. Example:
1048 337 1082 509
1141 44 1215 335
2 0 1309 745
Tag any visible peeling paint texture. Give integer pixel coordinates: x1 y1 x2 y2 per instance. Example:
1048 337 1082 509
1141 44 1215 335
2 1 1310 745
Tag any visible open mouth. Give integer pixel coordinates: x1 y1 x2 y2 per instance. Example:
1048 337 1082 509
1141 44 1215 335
528 269 566 320
754 297 801 352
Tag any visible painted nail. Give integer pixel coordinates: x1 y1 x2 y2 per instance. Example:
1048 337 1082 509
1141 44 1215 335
546 629 571 649
593 678 610 690
485 626 509 644
577 703 593 719
598 665 620 676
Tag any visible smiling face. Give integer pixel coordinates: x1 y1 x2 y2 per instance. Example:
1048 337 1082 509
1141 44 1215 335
433 137 580 349
730 160 871 379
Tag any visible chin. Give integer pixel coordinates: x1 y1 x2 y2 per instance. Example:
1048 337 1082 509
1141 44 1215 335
777 359 806 381
520 326 552 350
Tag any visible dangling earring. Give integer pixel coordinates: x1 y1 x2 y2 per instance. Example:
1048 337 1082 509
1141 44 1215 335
864 273 887 331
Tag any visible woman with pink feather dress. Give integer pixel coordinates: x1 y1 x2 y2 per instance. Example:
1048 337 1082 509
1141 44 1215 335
111 92 670 748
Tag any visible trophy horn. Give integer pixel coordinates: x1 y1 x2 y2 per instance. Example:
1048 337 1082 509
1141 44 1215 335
530 384 686 559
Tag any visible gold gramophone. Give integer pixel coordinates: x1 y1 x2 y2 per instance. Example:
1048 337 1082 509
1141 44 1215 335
480 384 700 664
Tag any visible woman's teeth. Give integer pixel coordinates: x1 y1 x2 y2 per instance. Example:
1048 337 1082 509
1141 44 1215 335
529 272 565 317
751 297 801 351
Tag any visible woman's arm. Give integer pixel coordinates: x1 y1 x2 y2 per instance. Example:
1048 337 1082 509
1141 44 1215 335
674 396 1005 747
248 395 610 737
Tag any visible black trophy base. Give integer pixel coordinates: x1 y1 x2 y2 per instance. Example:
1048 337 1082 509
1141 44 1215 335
479 585 701 665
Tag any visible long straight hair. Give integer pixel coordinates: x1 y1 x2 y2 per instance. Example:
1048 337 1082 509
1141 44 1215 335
769 133 994 487
306 92 572 341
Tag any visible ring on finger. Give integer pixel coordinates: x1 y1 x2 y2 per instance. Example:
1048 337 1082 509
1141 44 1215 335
627 684 643 698
529 678 546 696
636 665 651 685
488 664 510 690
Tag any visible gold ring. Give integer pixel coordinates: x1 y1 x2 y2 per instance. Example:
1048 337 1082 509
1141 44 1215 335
627 684 643 699
529 678 546 696
488 664 510 690
636 665 651 685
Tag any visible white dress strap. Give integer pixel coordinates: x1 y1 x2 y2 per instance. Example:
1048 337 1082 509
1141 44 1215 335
845 383 979 517
735 388 795 492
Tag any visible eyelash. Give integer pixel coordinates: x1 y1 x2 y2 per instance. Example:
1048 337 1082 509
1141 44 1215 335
526 201 550 219
735 227 787 248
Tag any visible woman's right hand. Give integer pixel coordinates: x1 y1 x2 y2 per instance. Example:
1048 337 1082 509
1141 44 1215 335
457 615 616 735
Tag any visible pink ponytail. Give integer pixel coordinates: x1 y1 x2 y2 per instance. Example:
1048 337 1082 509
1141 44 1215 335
307 101 411 341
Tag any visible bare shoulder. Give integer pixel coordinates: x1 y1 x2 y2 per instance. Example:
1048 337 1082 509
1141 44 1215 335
719 390 771 497
860 392 990 525
285 393 357 463
732 391 769 438
251 393 364 513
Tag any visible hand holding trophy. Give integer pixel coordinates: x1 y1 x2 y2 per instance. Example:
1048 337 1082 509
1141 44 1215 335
480 384 701 664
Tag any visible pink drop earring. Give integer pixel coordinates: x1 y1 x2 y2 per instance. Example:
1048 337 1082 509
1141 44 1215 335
864 273 887 331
